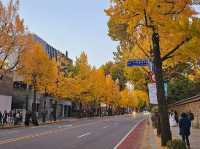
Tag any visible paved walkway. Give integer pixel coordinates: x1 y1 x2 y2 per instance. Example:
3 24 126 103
141 120 166 149
0 118 79 129
171 126 200 149
112 115 200 149
142 120 200 149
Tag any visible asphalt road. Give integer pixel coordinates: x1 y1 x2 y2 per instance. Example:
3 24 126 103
0 114 145 149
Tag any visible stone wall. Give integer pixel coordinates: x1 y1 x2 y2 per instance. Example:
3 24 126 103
169 95 200 128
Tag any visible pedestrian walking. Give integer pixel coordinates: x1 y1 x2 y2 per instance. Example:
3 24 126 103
7 111 12 126
3 110 8 126
179 112 191 149
11 110 15 125
154 112 161 136
15 112 20 125
169 111 177 127
25 111 31 126
151 112 156 128
13 110 17 125
0 111 2 126
174 110 179 124
19 112 23 122
32 112 39 126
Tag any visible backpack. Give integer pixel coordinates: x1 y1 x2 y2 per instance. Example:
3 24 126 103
189 112 194 121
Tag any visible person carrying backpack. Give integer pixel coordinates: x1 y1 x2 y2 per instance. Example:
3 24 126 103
179 112 191 149
188 111 194 121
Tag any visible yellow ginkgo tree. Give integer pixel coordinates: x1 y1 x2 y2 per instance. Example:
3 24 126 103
0 0 27 79
72 52 93 115
19 37 58 115
106 0 200 145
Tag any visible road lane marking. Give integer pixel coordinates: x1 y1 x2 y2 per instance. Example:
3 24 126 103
0 130 20 135
103 126 109 129
58 124 72 128
0 116 129 145
6 130 20 134
0 120 105 145
113 119 145 149
31 125 51 129
77 132 91 138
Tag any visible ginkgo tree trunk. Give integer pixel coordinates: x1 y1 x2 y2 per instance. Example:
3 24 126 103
152 31 172 144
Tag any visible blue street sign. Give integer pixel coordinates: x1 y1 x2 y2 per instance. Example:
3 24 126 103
127 59 149 67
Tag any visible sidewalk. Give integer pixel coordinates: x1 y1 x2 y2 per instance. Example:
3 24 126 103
142 121 200 149
0 114 130 129
0 118 79 129
171 126 200 149
141 120 166 149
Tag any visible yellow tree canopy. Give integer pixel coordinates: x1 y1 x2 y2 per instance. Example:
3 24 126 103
106 0 200 66
0 0 27 78
37 59 58 94
89 68 106 102
133 89 148 108
119 89 131 107
119 89 148 109
19 37 58 95
73 52 93 103
102 75 120 106
53 75 79 100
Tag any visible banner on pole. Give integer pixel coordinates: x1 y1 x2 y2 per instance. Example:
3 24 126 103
148 83 158 104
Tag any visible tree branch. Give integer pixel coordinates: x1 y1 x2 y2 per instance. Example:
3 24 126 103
161 1 188 15
162 37 192 62
135 40 150 58
144 9 155 30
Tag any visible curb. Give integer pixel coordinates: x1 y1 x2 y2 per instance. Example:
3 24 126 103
0 114 136 130
0 118 79 130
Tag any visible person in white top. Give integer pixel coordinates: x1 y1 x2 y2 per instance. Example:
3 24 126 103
169 111 177 127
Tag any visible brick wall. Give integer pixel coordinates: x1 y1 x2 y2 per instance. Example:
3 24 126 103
169 95 200 128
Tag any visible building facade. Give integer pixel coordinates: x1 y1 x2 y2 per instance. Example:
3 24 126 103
33 34 72 64
11 34 73 121
0 74 13 113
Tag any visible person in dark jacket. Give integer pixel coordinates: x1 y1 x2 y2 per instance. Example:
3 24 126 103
3 110 8 125
179 112 191 148
174 111 179 124
0 111 2 126
25 111 31 126
154 112 161 136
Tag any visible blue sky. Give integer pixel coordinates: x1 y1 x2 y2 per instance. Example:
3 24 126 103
2 1 200 67
11 0 117 67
